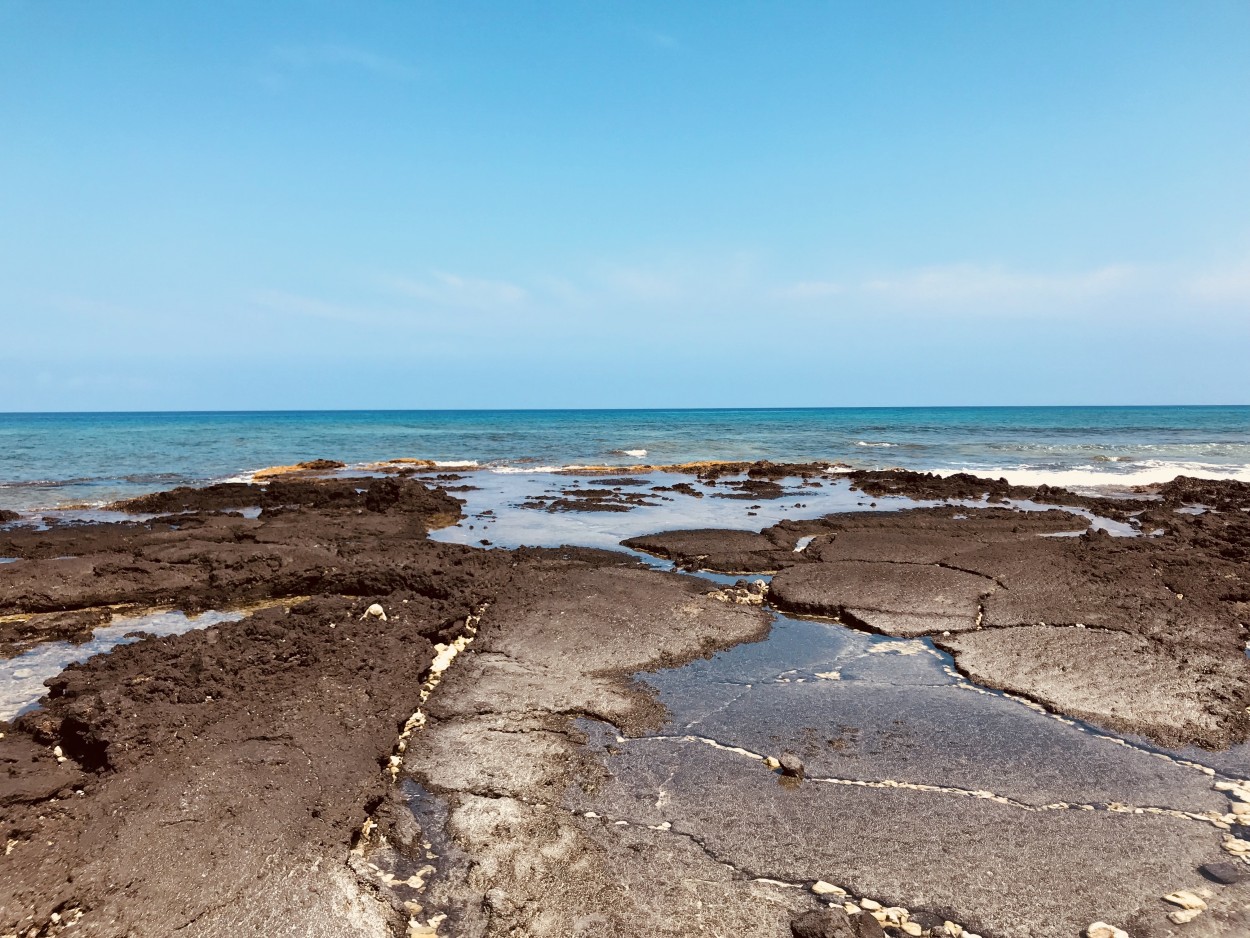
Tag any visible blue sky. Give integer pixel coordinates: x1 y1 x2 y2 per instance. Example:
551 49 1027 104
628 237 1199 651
2 0 1248 409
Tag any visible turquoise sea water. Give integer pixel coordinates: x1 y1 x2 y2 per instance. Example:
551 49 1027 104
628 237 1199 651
1 407 1248 511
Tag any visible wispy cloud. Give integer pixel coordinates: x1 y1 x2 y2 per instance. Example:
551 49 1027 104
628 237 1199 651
639 30 680 51
776 280 846 300
1190 255 1250 304
599 266 686 302
860 263 1140 304
268 44 418 81
250 289 378 323
386 271 528 311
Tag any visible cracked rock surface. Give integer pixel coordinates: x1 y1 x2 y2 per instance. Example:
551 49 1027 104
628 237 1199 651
3 468 1250 937
392 563 1248 938
634 499 1250 750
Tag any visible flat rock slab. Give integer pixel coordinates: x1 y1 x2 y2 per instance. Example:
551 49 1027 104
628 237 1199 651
438 792 807 937
622 527 801 573
576 736 1230 938
653 678 1229 812
769 560 995 632
939 626 1250 756
406 565 803 937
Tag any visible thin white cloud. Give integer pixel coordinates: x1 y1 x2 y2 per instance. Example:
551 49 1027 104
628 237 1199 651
1190 256 1250 304
859 263 1140 305
38 293 147 322
250 289 376 323
600 266 685 302
777 280 846 300
533 275 591 308
592 252 761 307
387 271 528 311
269 44 418 81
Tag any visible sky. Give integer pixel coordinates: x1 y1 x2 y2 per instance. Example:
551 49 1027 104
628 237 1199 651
1 0 1248 410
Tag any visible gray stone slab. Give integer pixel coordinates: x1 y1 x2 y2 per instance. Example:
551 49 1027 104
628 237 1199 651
659 678 1228 813
770 560 995 629
582 737 1229 938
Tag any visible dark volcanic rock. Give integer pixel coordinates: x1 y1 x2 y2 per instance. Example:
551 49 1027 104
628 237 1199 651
712 478 787 500
111 481 264 513
0 509 20 523
851 912 885 937
4 467 1250 937
1200 861 1248 885
791 908 856 938
627 492 1250 750
622 527 802 573
0 608 112 657
1155 475 1250 512
362 477 464 520
845 469 1152 520
0 532 636 935
688 460 829 482
522 487 659 513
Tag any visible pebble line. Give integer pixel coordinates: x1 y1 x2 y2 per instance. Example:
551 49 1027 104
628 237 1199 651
573 804 978 938
345 603 487 938
622 733 1250 834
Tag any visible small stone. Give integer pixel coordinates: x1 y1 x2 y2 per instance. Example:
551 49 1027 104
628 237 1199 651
901 923 923 937
1163 890 1207 911
482 888 512 914
859 898 882 912
812 880 846 897
1200 861 1248 884
789 908 856 938
362 603 387 621
852 913 886 938
765 756 781 770
908 911 945 930
1086 924 1129 938
1168 908 1202 925
779 752 805 779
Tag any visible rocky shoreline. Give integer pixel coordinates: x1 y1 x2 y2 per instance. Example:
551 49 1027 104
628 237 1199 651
2 466 1249 936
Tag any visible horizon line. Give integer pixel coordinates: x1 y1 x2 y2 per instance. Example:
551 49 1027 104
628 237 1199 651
2 403 1248 417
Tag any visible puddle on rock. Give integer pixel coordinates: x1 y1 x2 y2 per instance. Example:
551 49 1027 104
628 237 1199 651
0 608 244 721
633 612 1247 808
428 470 1140 551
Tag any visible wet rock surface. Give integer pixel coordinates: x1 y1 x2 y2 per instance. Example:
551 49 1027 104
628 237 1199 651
520 485 661 513
2 467 1249 937
633 498 1250 750
0 608 113 658
0 474 605 935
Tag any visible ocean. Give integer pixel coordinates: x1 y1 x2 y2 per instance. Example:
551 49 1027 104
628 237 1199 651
1 406 1248 512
